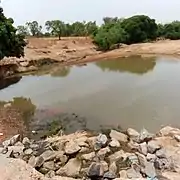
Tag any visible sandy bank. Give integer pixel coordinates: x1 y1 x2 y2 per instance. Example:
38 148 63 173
1 37 180 78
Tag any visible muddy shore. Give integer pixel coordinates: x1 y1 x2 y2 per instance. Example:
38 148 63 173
1 37 180 79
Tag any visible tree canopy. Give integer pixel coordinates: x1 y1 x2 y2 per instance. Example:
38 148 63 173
0 7 26 60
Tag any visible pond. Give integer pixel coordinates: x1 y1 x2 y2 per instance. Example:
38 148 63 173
1 55 180 136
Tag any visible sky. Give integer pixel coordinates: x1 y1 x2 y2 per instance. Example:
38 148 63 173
1 0 180 26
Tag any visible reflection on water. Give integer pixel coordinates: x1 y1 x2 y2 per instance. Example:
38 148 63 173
1 56 180 134
96 56 156 74
27 65 71 78
0 76 22 90
0 97 36 141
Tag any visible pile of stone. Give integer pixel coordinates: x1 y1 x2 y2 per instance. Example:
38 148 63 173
1 126 180 179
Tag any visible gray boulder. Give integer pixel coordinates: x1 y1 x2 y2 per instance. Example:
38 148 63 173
110 130 128 143
3 134 21 147
40 150 58 162
139 142 148 155
43 161 55 170
87 162 104 178
64 141 81 155
139 128 153 142
127 128 140 142
56 158 81 177
147 140 161 154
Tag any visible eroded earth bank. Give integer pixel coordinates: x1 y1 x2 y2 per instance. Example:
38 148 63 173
2 37 180 79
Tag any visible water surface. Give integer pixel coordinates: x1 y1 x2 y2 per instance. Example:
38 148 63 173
1 56 180 133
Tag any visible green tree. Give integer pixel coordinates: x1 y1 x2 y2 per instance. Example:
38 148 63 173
93 21 128 51
163 21 180 40
0 7 26 60
17 25 29 36
85 21 98 36
26 21 42 37
121 15 158 44
71 21 86 36
45 20 65 40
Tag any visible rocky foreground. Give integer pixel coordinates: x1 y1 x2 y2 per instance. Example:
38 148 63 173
1 126 180 180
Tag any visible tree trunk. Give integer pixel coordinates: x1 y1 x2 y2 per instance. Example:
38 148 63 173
58 34 61 40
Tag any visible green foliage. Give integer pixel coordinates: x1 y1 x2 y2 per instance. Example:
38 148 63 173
0 7 26 60
26 21 42 36
17 25 29 36
93 15 158 50
45 20 65 40
93 23 128 51
121 15 158 44
163 21 180 40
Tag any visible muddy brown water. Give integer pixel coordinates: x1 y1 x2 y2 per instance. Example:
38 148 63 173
1 55 180 137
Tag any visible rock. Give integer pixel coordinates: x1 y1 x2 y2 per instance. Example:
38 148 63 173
87 162 104 178
20 61 29 67
174 135 180 142
159 126 180 137
144 162 156 178
75 136 89 147
147 140 161 154
101 161 109 172
97 134 108 145
109 139 120 148
4 103 11 108
94 134 108 150
3 134 21 146
28 155 44 168
55 151 68 165
0 155 44 180
127 128 140 142
127 154 139 165
45 170 55 178
139 142 148 155
41 150 58 161
15 141 24 147
109 162 117 174
65 141 81 155
119 170 127 178
22 137 31 145
1 147 8 154
43 161 55 170
154 158 173 170
156 148 167 158
28 155 36 167
136 152 147 168
139 128 153 142
8 145 24 156
97 147 111 160
127 167 142 178
103 171 116 179
108 150 125 163
87 136 96 148
81 152 95 161
79 147 89 153
147 153 157 162
39 167 49 174
110 130 128 143
127 140 139 151
24 148 33 155
56 158 81 177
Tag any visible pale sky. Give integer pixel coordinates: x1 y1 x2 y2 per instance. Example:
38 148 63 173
2 0 180 26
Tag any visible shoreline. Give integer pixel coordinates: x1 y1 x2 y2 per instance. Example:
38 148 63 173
1 126 180 179
1 38 180 79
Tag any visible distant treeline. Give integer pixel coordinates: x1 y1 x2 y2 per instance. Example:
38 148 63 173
17 15 180 50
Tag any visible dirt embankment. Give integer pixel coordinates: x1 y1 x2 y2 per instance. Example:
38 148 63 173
2 37 180 78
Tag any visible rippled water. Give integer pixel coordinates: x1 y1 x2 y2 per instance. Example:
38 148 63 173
1 55 180 133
